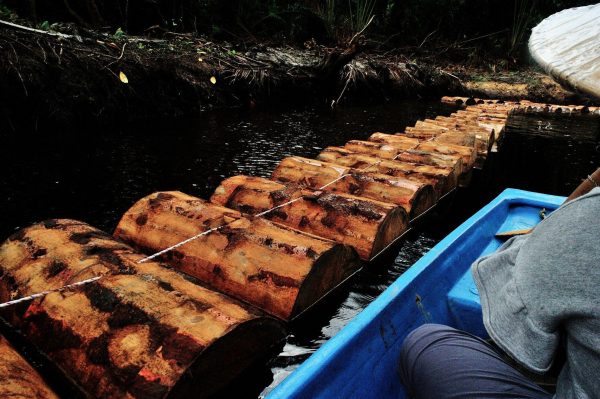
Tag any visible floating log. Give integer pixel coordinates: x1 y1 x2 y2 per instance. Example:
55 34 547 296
337 138 465 175
210 176 409 260
414 142 476 170
115 192 361 320
0 219 286 398
405 130 488 151
0 335 58 399
343 139 418 159
317 147 457 197
366 133 477 169
271 157 436 219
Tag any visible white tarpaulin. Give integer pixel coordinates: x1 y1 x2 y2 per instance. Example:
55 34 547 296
529 3 600 100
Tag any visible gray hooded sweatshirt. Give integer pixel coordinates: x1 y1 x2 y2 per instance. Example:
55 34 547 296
472 187 600 399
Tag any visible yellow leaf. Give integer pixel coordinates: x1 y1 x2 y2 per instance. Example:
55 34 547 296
210 76 217 85
119 71 129 84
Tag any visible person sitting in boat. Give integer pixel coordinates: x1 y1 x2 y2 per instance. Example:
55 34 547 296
399 168 600 399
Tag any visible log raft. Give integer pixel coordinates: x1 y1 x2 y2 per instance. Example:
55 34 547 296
367 132 478 170
0 335 58 399
0 220 286 398
210 175 409 260
317 147 457 197
1 96 578 397
115 191 361 320
271 157 436 219
336 138 465 175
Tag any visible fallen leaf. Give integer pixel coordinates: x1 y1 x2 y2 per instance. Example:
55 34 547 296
119 71 129 84
210 76 217 85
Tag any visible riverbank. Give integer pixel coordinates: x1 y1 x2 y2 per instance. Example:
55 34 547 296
0 22 593 131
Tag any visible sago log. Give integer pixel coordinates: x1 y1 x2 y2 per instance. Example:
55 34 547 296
211 175 409 260
317 147 457 197
115 192 361 320
0 219 285 398
271 157 436 219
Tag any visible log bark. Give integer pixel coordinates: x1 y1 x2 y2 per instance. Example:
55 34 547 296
317 147 457 197
115 192 360 320
271 157 436 219
0 220 285 399
343 138 419 159
210 176 409 260
409 130 486 150
336 138 465 176
368 133 477 169
416 115 505 135
0 335 58 399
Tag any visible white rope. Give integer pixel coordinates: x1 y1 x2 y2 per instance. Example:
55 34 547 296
137 225 223 263
0 148 409 309
254 196 305 218
0 276 102 309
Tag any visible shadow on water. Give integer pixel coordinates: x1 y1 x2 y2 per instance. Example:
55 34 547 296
0 101 598 398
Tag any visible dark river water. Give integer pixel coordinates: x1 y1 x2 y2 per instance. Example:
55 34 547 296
1 101 598 398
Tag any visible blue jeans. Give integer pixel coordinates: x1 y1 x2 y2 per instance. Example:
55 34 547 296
399 324 551 399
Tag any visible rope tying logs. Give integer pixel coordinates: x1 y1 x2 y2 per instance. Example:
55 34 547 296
0 154 391 310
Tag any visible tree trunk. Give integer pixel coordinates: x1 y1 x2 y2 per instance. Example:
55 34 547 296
0 335 58 399
115 192 361 321
0 220 285 398
210 176 409 260
414 141 476 170
364 133 477 169
317 147 457 197
333 137 465 176
271 157 436 219
403 129 492 168
344 138 419 159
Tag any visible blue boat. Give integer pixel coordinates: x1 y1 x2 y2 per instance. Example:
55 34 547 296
267 188 565 399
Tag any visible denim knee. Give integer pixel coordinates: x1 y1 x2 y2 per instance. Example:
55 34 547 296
399 324 450 387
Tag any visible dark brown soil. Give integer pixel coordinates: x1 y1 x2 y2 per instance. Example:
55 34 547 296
0 22 594 131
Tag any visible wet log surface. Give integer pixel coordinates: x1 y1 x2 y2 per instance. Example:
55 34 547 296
0 335 58 399
317 147 457 197
413 141 476 170
394 149 464 175
210 175 409 260
331 135 466 176
115 191 361 320
369 131 484 167
271 157 436 219
0 219 285 398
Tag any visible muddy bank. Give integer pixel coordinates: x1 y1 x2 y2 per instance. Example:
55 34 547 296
0 23 593 130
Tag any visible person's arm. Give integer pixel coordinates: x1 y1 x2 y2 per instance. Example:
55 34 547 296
565 167 600 203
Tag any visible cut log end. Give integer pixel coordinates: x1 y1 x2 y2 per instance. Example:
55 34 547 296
293 244 361 317
409 184 436 219
371 206 409 257
167 317 285 399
